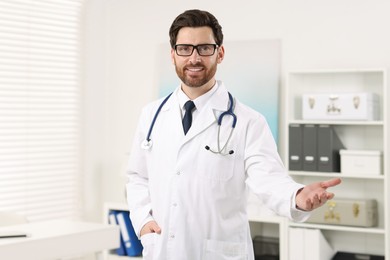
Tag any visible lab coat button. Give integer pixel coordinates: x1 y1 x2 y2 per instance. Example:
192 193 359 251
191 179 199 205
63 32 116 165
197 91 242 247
176 171 181 175
170 234 175 239
173 203 177 207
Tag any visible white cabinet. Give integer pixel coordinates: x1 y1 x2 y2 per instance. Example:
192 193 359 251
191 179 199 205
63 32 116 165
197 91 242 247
285 69 389 258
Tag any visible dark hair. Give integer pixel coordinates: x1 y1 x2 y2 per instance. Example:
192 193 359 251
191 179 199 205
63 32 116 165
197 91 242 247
169 9 223 48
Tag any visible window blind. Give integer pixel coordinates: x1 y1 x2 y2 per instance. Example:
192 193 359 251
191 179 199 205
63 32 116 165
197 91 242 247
0 0 83 222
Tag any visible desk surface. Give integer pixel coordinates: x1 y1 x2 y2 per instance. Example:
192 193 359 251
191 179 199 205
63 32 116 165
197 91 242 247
0 220 120 260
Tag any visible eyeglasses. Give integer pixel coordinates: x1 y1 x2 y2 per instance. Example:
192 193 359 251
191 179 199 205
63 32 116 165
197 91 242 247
174 44 218 57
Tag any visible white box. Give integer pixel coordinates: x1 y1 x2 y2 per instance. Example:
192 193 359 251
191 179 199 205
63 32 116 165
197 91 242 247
340 149 382 175
302 93 380 120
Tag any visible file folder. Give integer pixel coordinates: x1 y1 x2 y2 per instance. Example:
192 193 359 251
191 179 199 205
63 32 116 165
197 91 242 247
303 124 318 171
317 125 345 172
289 227 334 260
304 229 334 260
289 124 303 171
289 227 304 260
116 211 143 256
108 211 126 256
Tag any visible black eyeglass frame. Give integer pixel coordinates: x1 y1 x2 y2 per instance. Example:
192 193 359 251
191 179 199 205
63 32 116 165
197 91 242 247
174 44 218 57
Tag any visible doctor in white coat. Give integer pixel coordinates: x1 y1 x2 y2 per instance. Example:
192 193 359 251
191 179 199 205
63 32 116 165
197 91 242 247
126 9 341 260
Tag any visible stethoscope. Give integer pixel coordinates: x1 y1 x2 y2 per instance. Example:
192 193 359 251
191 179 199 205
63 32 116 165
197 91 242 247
141 92 237 156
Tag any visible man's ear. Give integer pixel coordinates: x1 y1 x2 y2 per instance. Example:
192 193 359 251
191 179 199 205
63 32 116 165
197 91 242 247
171 48 175 65
217 45 225 64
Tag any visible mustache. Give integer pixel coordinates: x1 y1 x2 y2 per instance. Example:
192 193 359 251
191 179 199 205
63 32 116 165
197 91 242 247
184 63 204 69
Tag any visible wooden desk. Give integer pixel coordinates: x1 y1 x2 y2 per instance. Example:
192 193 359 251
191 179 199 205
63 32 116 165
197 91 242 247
0 220 120 260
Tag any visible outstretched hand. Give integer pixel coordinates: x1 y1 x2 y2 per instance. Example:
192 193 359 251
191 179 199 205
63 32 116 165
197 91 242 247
295 178 341 211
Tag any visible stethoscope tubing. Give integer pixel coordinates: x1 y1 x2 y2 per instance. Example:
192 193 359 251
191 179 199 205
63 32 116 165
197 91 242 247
210 92 236 155
146 93 172 142
143 91 236 155
218 92 237 127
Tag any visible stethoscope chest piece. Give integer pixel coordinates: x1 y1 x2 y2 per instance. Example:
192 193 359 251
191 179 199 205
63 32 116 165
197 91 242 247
141 139 153 150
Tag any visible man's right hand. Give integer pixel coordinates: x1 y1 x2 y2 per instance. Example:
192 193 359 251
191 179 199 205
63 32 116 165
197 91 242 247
140 220 162 236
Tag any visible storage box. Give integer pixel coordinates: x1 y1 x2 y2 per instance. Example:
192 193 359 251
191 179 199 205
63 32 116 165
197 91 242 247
340 150 383 175
306 199 378 227
302 93 380 120
332 252 384 260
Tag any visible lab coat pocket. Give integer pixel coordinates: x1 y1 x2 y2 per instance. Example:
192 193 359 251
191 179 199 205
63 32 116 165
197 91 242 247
203 239 248 260
140 233 157 260
200 147 236 181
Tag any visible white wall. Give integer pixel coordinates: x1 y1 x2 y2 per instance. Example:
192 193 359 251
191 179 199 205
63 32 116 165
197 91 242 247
83 0 390 221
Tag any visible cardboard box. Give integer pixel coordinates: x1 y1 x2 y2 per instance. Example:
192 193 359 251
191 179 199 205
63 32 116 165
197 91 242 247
340 150 383 175
302 93 380 120
306 199 378 227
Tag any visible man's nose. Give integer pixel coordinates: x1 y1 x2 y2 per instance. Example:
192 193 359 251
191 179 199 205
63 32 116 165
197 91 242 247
189 48 201 63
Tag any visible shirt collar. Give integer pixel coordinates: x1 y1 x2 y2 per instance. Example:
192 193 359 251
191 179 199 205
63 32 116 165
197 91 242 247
177 81 220 112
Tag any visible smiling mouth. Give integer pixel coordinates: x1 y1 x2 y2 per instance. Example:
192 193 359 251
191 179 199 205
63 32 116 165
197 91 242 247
186 67 204 72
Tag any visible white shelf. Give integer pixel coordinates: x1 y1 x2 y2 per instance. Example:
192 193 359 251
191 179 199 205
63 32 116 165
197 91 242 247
289 222 386 234
288 120 384 126
248 215 287 224
289 171 385 180
288 68 386 74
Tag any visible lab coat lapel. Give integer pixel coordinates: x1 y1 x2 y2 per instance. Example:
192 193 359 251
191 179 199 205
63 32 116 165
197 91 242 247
181 84 230 146
159 92 184 145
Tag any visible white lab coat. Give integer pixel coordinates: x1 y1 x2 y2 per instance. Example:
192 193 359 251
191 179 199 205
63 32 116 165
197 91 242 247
126 81 309 260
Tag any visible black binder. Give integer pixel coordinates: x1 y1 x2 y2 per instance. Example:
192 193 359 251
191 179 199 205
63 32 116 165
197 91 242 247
317 125 345 172
303 124 317 171
289 124 303 171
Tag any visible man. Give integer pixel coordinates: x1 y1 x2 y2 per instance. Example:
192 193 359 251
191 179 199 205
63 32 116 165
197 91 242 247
126 9 341 260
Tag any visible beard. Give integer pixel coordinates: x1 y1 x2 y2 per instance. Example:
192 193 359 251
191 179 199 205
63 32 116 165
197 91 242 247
174 61 217 88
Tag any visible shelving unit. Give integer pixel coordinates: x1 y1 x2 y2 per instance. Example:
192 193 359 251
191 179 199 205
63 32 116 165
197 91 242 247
285 69 389 258
103 202 142 260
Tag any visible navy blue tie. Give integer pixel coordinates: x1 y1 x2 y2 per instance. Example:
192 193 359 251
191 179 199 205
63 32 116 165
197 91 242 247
182 100 196 135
